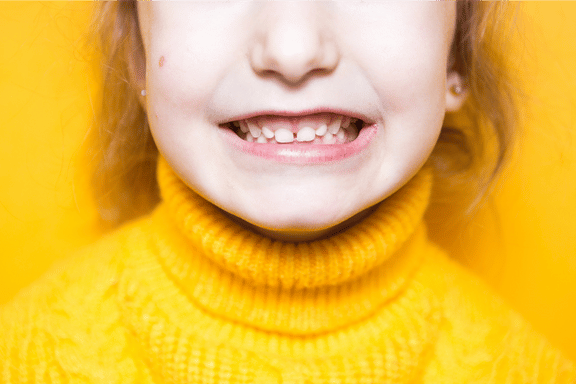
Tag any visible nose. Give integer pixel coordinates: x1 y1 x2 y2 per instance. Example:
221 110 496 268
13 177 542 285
249 2 340 85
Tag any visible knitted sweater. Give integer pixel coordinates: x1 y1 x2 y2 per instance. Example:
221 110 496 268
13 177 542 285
1 158 574 383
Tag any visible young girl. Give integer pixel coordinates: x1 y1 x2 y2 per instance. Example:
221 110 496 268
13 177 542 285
2 2 575 382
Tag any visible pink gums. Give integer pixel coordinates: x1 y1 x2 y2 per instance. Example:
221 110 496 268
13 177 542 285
220 124 377 164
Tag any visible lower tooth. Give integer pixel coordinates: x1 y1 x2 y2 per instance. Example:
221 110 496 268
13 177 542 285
345 125 358 141
322 133 336 144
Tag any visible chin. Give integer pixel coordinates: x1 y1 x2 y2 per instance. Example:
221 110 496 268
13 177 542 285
247 211 340 232
242 215 344 242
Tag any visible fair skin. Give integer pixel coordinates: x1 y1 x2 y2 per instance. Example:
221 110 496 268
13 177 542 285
137 2 466 242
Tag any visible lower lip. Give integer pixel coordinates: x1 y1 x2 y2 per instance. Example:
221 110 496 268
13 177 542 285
219 124 377 164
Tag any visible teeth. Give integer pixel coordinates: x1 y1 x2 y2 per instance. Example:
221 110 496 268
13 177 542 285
274 128 294 143
322 133 336 144
262 126 275 139
315 124 328 137
345 123 359 140
239 121 249 133
296 127 316 142
235 115 360 144
247 121 261 138
341 116 351 129
328 116 342 134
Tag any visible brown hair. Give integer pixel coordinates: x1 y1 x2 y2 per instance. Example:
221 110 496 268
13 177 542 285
85 1 520 229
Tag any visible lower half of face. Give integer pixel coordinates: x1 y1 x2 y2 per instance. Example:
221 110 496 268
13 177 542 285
152 106 445 241
140 2 457 241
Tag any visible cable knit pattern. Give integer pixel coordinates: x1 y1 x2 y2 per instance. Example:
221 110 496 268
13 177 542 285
1 157 575 383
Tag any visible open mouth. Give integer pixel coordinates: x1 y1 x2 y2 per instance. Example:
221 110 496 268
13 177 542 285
222 113 366 145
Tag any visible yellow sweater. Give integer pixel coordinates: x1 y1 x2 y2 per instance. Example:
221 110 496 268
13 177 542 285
1 158 575 383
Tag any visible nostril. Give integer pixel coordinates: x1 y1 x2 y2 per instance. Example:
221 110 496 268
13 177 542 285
249 11 340 85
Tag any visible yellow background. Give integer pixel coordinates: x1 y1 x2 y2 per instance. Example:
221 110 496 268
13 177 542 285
1 3 575 360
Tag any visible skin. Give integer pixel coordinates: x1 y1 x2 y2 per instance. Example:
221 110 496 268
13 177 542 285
136 2 467 242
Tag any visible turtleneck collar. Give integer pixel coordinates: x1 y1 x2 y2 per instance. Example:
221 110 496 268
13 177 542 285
144 156 432 335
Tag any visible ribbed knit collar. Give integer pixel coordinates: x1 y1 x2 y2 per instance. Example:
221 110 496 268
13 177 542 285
118 157 441 381
146 156 432 336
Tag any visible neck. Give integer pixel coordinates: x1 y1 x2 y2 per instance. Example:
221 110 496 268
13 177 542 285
141 157 433 334
219 203 379 242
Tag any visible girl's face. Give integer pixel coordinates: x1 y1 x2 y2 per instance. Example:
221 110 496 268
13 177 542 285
137 2 466 241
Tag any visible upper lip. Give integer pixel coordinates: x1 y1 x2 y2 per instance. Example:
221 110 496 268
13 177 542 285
219 107 374 125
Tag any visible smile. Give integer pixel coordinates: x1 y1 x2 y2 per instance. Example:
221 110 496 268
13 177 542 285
231 113 360 144
219 113 378 164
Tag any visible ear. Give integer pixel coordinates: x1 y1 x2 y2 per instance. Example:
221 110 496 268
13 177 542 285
445 71 467 112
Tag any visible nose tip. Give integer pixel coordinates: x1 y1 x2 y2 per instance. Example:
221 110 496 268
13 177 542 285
249 3 340 85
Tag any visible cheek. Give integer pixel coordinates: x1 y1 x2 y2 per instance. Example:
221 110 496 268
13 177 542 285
367 50 447 169
146 29 240 116
341 8 450 114
146 49 212 115
367 43 447 114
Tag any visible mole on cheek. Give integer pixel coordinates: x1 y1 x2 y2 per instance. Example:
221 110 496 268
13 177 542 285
159 56 165 68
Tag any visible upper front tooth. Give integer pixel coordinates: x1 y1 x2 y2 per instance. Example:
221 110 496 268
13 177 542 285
262 126 275 139
296 127 316 142
247 121 261 138
275 128 294 143
328 116 343 134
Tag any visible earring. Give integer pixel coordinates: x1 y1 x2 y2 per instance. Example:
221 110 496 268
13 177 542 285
450 84 463 96
141 89 147 97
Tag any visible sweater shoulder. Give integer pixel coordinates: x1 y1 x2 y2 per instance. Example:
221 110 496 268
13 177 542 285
0 216 154 383
419 243 576 383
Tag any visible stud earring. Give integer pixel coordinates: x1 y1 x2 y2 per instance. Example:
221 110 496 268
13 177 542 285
141 89 147 97
450 84 463 96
